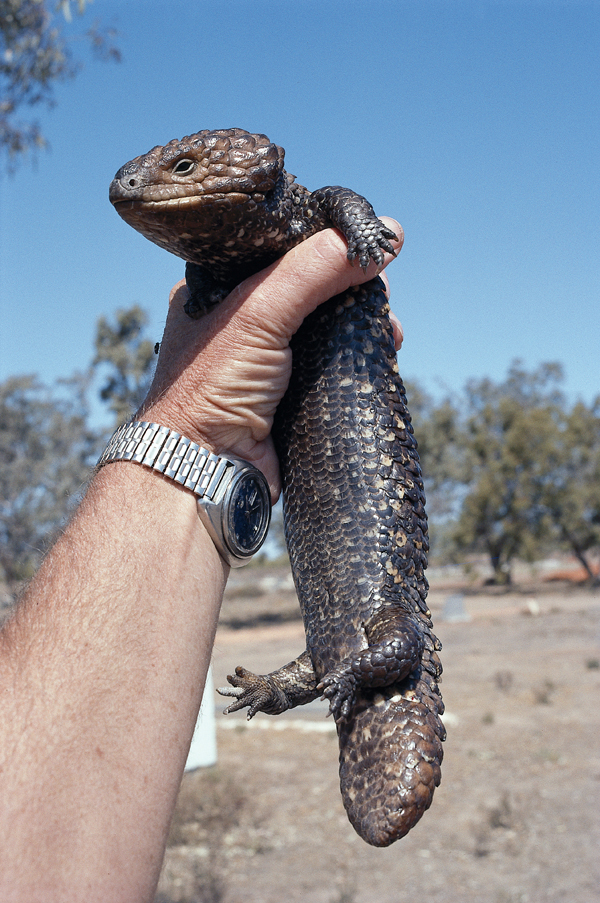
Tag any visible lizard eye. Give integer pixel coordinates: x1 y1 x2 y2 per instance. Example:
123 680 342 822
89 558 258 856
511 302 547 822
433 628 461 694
172 158 196 176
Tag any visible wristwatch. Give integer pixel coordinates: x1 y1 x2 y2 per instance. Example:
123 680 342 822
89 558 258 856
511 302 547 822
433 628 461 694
97 421 271 567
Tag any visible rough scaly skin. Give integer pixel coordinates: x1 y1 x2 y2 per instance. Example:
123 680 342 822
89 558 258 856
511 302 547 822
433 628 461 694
110 128 445 847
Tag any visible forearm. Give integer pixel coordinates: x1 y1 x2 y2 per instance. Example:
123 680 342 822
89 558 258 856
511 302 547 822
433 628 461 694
0 462 227 902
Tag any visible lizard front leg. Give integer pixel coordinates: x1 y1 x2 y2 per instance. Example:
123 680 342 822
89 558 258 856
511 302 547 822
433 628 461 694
309 186 398 269
184 262 230 319
218 649 319 719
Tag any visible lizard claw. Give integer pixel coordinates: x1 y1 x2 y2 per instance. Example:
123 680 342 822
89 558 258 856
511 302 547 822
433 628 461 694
346 221 399 271
217 666 270 719
317 666 358 721
217 665 287 719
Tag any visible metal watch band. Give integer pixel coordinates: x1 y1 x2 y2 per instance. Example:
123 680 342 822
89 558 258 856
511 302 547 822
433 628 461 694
97 420 236 501
96 421 271 566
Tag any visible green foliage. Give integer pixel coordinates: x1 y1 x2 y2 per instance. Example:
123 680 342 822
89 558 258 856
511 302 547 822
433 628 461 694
452 361 565 583
93 305 156 427
405 380 464 564
542 397 600 582
0 0 120 163
405 380 463 518
0 304 153 594
0 373 99 586
449 360 600 584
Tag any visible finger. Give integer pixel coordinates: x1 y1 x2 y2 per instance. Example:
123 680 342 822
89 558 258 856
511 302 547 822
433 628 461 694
379 271 390 298
228 220 404 343
389 313 404 351
169 278 188 305
375 272 402 351
161 218 403 349
379 218 404 250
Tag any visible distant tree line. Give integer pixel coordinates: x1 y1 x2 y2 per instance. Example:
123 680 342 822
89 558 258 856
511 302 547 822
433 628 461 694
408 361 600 585
1 305 599 596
0 306 153 591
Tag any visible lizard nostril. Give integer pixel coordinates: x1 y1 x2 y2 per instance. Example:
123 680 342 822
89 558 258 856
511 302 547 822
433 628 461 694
127 177 138 188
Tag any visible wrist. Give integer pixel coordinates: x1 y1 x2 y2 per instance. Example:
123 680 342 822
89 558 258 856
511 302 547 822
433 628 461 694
136 400 215 454
97 421 271 567
92 451 224 570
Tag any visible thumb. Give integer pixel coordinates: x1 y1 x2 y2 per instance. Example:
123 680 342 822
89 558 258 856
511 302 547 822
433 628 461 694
227 218 404 344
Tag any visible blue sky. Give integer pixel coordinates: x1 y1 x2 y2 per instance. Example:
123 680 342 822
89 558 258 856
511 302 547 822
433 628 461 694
1 0 598 415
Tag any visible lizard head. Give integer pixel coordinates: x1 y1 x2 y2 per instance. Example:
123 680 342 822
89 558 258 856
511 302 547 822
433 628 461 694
109 128 286 261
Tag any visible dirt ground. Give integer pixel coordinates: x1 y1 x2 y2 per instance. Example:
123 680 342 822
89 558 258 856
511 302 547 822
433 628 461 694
156 565 600 903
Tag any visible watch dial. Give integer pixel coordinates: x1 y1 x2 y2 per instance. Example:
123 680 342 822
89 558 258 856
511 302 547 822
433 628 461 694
228 473 270 555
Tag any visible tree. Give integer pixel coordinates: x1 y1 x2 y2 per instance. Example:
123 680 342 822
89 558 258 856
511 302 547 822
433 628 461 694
0 304 153 595
1 0 119 163
543 397 600 583
93 305 156 426
451 361 565 584
406 381 463 520
0 373 99 588
404 380 464 564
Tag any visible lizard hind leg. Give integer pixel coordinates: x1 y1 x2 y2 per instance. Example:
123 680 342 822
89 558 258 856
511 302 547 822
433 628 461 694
218 666 289 719
317 608 425 721
217 649 320 720
326 609 445 846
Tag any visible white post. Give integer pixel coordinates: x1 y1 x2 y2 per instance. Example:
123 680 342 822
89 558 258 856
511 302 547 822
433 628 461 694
185 665 217 771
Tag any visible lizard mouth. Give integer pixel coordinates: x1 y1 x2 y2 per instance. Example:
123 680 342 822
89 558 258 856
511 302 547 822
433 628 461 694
110 190 253 211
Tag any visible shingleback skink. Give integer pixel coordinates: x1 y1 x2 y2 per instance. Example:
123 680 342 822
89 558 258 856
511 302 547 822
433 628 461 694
109 128 445 847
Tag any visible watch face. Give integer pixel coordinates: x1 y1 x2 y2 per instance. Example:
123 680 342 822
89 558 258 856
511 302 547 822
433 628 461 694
226 471 271 557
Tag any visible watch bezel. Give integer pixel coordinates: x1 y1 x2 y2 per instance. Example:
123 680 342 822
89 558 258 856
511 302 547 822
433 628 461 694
222 467 272 560
197 458 271 567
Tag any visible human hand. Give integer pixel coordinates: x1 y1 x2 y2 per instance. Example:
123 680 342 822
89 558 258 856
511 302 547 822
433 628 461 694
140 218 404 498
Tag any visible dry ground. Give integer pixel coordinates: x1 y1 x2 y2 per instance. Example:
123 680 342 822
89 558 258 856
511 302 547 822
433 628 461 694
154 567 600 903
